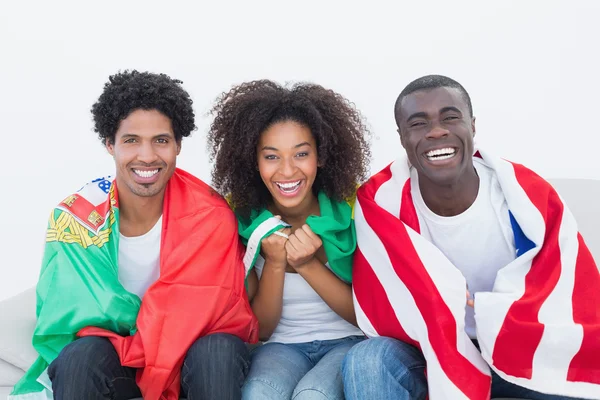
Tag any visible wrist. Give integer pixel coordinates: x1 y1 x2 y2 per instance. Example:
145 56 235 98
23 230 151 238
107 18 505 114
293 256 319 271
265 259 287 271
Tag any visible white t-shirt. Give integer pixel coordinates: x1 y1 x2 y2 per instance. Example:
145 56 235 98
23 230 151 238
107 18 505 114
118 216 162 299
411 159 516 338
254 255 364 344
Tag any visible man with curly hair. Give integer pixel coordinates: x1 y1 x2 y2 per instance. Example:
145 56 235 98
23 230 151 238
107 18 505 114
10 71 258 400
343 75 599 400
207 80 371 400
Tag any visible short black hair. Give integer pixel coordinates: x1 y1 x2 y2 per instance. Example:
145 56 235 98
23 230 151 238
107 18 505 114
207 80 371 217
91 70 196 144
394 75 473 126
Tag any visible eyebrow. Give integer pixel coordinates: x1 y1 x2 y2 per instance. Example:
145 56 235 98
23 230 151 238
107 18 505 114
121 133 174 140
260 142 312 151
440 106 462 115
406 107 463 123
406 112 429 123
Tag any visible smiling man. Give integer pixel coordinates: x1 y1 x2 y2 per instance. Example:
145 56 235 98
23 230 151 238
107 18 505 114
10 71 258 400
342 75 600 400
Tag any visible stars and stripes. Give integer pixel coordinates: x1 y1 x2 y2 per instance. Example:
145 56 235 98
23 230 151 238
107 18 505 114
353 149 600 399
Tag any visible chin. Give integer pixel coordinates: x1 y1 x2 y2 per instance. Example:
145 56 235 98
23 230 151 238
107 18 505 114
275 192 310 210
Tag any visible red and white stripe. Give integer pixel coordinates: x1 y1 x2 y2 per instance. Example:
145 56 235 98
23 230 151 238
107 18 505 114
353 150 600 399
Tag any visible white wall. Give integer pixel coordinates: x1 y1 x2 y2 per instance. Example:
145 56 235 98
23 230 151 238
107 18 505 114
1 0 598 301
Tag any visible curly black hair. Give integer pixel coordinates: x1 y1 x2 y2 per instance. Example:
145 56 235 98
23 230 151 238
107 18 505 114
208 80 371 217
91 70 196 144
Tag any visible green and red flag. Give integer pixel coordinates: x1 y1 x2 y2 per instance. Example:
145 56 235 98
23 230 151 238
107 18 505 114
11 169 258 400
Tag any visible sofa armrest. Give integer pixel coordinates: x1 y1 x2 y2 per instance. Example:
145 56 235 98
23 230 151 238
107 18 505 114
0 287 38 371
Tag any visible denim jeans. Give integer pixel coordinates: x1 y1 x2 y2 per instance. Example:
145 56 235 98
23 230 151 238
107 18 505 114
48 333 250 400
342 337 584 400
242 335 364 400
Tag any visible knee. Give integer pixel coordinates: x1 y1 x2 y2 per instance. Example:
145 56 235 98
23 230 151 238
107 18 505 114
292 388 330 400
242 378 287 400
185 333 249 374
342 337 411 379
188 333 248 359
49 337 114 379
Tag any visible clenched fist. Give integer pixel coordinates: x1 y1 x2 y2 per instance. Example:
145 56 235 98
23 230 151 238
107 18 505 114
285 224 323 268
261 227 292 269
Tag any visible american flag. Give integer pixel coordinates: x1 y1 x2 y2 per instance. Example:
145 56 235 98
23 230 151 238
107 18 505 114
352 149 600 399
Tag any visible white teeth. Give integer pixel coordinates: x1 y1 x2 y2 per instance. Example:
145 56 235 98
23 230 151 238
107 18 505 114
276 181 301 192
428 153 454 160
426 147 456 160
133 169 159 178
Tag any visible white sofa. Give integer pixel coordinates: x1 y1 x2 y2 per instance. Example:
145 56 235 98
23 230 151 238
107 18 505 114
1 178 598 400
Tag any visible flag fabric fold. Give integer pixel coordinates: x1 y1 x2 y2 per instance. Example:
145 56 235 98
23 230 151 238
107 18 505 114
237 191 356 281
353 150 600 399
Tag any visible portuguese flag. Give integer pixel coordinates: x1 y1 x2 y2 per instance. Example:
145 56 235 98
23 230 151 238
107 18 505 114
10 169 258 400
237 191 357 282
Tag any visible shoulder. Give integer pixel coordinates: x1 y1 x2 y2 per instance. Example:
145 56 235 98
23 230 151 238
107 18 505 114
357 160 408 200
167 168 237 228
51 175 115 232
169 169 232 210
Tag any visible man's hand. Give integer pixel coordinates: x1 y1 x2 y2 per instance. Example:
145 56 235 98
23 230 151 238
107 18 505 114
285 224 323 268
261 227 291 271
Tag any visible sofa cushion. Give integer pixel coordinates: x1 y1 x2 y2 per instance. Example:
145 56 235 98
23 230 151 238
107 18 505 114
0 358 24 386
0 287 38 371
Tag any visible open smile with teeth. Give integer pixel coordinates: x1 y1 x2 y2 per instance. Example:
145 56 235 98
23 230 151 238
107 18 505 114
425 147 457 161
133 169 160 178
275 180 301 193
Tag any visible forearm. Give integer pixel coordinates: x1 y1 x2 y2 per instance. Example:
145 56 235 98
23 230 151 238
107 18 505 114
251 263 286 340
246 269 259 301
296 258 358 326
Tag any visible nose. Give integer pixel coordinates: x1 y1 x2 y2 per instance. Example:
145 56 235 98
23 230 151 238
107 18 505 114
136 141 159 164
425 124 449 140
279 157 297 177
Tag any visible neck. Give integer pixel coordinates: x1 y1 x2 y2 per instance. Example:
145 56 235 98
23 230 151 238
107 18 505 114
118 187 164 237
270 192 320 228
418 167 479 217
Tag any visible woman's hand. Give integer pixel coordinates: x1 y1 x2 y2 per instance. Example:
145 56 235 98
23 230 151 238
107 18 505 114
261 227 291 270
285 224 323 269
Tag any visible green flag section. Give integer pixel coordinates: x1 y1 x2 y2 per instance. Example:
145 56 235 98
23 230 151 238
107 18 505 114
11 181 140 400
237 191 356 282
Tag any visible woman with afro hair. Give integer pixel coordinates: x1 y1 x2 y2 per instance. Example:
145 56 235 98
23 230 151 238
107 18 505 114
207 79 371 400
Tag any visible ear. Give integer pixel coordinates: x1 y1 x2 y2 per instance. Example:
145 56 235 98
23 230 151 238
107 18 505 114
471 116 477 138
105 138 115 156
398 128 407 150
176 140 182 155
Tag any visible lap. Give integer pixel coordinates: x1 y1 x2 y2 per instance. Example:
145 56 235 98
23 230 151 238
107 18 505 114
293 338 362 400
345 337 580 400
49 336 126 373
182 333 250 400
243 342 313 400
344 336 425 370
48 337 140 400
184 332 248 364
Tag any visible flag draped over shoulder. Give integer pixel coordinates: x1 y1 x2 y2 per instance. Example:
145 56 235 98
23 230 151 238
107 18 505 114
353 149 600 400
11 169 258 400
237 191 356 282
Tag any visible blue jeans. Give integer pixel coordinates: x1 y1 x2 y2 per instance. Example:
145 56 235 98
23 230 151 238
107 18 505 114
342 337 584 400
242 336 364 400
48 333 250 400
